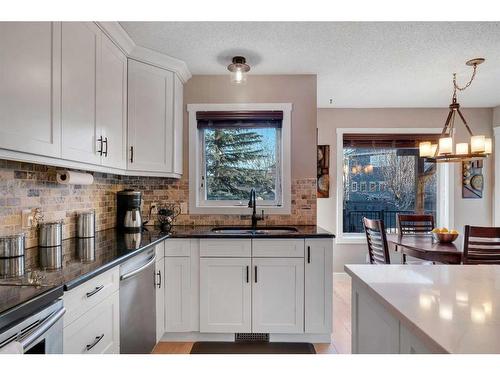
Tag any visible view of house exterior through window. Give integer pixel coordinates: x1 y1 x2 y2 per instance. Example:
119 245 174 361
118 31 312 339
203 127 279 203
343 138 437 233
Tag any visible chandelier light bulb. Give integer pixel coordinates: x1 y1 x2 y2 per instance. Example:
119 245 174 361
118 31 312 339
484 138 492 154
470 135 486 153
455 143 469 155
438 137 453 155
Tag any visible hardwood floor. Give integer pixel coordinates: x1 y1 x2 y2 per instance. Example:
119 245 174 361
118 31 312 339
152 273 351 354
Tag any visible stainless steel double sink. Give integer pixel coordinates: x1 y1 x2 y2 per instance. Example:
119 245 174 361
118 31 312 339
210 226 298 235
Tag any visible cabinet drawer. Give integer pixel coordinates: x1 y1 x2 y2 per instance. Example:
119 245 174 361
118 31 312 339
252 239 304 257
63 291 120 354
165 239 190 257
63 266 119 326
200 239 251 257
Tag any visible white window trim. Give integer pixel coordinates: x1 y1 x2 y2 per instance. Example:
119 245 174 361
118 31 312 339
335 127 453 244
188 103 292 215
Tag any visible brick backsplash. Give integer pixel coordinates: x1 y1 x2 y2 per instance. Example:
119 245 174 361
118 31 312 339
0 159 317 248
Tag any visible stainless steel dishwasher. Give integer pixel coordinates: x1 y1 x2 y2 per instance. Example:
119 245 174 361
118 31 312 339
119 248 156 354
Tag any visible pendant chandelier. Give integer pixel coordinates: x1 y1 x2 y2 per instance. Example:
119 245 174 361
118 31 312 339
419 58 492 163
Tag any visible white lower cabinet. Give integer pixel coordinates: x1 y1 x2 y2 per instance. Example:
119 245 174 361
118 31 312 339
305 239 333 333
165 257 192 332
155 256 165 342
200 257 252 333
252 257 304 333
63 291 120 354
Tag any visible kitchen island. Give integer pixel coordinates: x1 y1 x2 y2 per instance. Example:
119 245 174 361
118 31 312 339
345 264 500 354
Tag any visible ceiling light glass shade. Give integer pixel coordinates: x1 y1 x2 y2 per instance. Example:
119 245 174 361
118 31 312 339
455 143 469 155
430 144 438 156
438 137 453 155
470 135 486 153
419 142 432 157
228 56 250 84
484 138 492 154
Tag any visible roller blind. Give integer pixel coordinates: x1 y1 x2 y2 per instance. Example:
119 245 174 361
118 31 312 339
343 133 440 148
197 111 283 129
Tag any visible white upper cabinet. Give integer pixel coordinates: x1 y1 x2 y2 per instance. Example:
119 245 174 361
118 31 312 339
97 35 127 169
0 22 186 176
128 60 183 177
0 22 61 157
173 74 184 175
61 22 101 165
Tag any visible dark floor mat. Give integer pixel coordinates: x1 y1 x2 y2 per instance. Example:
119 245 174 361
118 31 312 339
190 341 316 354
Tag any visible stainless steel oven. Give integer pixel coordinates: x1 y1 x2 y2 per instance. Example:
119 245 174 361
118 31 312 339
0 300 65 354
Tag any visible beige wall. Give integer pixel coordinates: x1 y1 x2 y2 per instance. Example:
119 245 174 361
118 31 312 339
183 75 317 179
317 108 494 271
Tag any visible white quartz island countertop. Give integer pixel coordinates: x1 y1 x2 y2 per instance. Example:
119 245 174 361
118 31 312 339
345 264 500 354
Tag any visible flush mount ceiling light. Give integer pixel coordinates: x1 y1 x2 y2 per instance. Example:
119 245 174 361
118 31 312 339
419 58 492 163
227 56 250 84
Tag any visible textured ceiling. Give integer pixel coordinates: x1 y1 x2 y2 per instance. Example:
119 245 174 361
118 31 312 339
121 22 500 108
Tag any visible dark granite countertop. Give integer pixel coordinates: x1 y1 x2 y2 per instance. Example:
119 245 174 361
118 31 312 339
169 225 335 239
0 225 334 323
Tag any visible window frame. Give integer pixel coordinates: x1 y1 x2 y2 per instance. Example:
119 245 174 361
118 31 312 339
188 103 292 215
335 127 453 244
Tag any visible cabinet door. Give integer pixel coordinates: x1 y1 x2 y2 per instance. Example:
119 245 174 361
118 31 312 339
165 257 191 332
61 22 101 165
63 291 120 354
0 22 61 157
200 258 251 333
98 35 127 169
128 60 174 173
305 239 333 333
252 258 304 333
155 257 165 342
173 74 183 175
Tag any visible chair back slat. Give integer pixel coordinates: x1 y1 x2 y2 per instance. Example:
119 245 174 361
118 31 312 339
397 214 435 235
463 226 500 265
363 217 390 264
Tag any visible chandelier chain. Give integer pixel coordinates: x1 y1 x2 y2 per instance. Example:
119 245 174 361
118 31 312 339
453 64 478 94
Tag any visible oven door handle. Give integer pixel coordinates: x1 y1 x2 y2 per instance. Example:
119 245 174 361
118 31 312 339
18 306 66 351
120 255 156 281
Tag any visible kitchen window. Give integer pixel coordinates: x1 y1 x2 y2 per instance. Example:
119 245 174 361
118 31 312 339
336 129 449 242
188 104 292 214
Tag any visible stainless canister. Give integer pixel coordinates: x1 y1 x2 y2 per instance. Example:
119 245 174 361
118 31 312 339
77 211 95 238
0 256 25 278
39 246 62 270
77 238 96 263
38 221 63 248
0 234 25 257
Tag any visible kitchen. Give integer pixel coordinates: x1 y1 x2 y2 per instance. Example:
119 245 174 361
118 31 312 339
1 2 500 373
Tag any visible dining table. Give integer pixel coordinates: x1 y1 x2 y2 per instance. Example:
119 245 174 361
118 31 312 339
386 234 463 264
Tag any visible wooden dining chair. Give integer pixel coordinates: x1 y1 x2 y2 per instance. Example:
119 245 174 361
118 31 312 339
463 226 500 264
363 217 391 264
396 214 435 236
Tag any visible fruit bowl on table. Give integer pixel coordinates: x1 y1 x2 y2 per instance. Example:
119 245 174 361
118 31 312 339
432 231 459 243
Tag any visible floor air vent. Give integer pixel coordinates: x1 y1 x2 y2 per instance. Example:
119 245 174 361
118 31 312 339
235 333 270 342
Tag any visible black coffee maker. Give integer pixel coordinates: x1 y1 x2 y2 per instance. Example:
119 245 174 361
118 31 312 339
117 190 143 232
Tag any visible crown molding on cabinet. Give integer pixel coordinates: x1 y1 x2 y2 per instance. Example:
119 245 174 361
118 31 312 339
96 22 192 83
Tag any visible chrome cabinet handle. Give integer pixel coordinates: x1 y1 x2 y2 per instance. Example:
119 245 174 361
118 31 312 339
18 307 66 350
120 255 156 281
86 285 104 298
156 270 162 288
86 334 104 351
103 137 108 157
97 136 103 156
